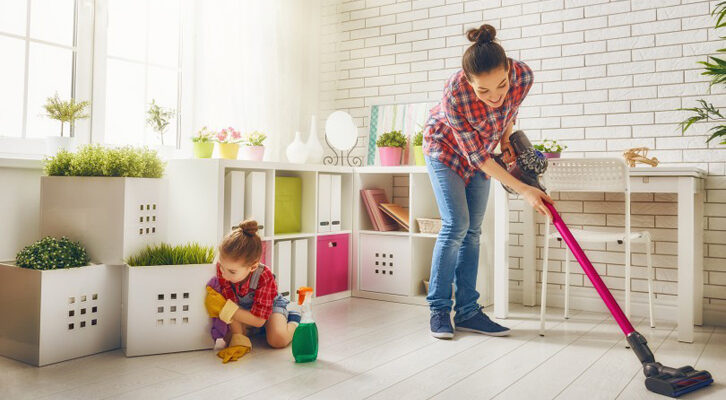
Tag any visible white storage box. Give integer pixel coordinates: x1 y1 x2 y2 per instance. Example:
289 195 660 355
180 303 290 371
40 176 167 265
0 263 122 366
122 263 216 357
359 234 411 296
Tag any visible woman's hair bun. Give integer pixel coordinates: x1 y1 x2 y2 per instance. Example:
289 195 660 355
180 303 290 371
237 219 259 237
466 24 496 44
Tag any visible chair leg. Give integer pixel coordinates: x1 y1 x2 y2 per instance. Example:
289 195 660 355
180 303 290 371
540 220 550 336
646 236 655 328
564 248 570 320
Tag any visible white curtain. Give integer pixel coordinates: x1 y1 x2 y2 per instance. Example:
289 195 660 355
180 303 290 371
193 0 321 161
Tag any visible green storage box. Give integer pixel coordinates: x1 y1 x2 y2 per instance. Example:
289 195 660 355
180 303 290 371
275 176 302 234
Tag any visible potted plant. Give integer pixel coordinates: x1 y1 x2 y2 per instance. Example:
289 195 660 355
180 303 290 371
215 127 243 159
376 130 407 166
123 243 216 356
42 92 90 154
191 126 215 158
533 139 567 159
146 99 175 146
241 130 267 161
412 130 425 166
41 145 166 265
0 237 122 366
680 3 726 145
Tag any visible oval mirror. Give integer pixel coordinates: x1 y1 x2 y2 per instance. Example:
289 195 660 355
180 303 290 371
325 111 358 151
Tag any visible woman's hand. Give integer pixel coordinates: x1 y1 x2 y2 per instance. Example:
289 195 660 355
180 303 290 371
500 122 516 164
520 185 554 220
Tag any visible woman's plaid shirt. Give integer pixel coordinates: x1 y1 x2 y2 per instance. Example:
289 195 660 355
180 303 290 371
423 59 533 184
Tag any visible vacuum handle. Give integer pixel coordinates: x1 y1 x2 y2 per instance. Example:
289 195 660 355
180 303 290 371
544 202 635 336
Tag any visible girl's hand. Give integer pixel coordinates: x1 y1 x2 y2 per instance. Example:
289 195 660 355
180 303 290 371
519 185 554 220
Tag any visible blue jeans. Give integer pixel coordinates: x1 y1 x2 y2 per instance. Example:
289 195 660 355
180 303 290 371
425 155 490 323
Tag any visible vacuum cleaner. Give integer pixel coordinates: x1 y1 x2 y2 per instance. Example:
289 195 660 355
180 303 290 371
495 131 713 398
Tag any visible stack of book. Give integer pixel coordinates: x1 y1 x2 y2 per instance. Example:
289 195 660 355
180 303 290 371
360 189 409 231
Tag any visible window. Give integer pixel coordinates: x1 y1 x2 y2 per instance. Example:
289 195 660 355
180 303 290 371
0 0 81 139
97 0 184 147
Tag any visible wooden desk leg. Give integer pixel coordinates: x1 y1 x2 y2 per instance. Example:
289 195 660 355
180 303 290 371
677 178 695 343
493 183 509 319
523 203 537 307
695 189 704 327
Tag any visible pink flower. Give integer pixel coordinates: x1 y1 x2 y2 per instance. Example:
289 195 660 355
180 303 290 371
230 129 241 140
216 131 227 142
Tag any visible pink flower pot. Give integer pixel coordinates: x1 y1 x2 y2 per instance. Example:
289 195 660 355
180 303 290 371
379 147 402 166
542 152 561 159
241 145 265 161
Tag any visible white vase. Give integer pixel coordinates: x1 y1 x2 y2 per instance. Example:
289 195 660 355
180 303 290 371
306 115 324 164
286 131 308 164
45 136 74 155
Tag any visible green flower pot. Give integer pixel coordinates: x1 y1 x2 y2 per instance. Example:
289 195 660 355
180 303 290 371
414 146 425 166
193 142 214 158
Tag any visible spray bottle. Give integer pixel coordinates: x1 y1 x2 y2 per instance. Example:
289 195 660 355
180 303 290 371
291 286 318 363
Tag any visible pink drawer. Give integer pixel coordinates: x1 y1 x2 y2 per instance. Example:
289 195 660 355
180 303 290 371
316 234 349 296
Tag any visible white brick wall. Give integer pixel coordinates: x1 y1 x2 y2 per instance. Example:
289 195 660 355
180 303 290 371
322 0 726 321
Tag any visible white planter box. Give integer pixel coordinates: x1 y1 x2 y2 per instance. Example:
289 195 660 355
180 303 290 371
0 263 122 366
40 176 167 265
122 263 216 357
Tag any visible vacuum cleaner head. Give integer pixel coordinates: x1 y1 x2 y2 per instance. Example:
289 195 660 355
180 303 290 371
645 367 713 398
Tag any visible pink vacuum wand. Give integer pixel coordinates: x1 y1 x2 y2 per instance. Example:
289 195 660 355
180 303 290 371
496 131 713 398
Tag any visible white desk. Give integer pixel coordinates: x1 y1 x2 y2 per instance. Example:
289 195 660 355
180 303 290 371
492 167 706 343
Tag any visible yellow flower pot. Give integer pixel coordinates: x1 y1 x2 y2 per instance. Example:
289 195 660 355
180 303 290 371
218 143 239 159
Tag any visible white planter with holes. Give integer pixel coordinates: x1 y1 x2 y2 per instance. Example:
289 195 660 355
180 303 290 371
122 263 216 356
0 262 122 366
40 176 167 265
359 234 411 296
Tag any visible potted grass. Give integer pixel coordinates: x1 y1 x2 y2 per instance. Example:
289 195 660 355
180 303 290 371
41 145 167 265
534 139 567 159
122 243 216 356
146 99 175 146
240 130 267 161
0 237 122 366
42 92 90 154
191 126 215 158
376 130 407 166
412 131 425 166
215 127 243 159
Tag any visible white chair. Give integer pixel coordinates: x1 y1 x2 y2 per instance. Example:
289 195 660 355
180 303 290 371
539 158 655 335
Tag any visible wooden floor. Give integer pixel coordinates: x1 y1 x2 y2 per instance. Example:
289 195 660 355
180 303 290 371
1 298 724 400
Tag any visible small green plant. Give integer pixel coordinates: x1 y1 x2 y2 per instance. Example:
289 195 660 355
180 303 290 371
413 131 423 147
43 92 90 137
16 237 90 270
126 243 215 266
533 139 567 153
146 99 175 145
192 126 214 143
43 144 165 178
680 2 726 145
244 131 267 146
376 130 407 148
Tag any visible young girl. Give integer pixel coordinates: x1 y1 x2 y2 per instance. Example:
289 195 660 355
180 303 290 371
205 219 300 363
423 24 553 339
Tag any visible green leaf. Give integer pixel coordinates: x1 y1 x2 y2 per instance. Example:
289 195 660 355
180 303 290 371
126 243 215 266
43 144 165 177
16 237 89 270
376 130 407 148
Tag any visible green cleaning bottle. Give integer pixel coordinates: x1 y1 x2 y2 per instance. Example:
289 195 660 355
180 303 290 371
292 286 318 363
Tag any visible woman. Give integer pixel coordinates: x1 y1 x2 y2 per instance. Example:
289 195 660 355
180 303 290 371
423 24 553 339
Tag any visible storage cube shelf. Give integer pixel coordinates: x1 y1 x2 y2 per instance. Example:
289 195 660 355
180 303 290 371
166 159 354 304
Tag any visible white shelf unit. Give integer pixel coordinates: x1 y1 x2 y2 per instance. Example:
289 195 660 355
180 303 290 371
166 159 354 304
352 166 495 308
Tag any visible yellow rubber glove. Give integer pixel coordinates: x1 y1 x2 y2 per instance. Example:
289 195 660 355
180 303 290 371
217 333 251 363
205 286 239 323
